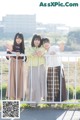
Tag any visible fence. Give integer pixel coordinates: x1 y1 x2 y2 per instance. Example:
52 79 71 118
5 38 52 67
0 52 80 104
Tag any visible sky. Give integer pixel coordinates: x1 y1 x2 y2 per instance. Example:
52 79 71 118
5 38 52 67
0 0 80 27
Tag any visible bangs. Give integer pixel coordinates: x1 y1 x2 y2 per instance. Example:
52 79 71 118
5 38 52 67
34 36 41 40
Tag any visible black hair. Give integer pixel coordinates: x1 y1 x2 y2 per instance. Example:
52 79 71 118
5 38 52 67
13 33 25 53
42 38 50 45
31 34 42 47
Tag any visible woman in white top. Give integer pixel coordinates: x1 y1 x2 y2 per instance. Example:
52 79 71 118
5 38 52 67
42 38 67 101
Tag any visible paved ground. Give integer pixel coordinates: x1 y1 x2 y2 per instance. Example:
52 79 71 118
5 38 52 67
0 108 80 120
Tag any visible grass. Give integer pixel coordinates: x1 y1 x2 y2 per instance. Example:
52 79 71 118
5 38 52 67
20 99 80 109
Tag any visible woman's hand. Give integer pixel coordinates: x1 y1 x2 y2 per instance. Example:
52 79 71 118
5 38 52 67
16 52 20 57
36 51 42 56
6 44 13 52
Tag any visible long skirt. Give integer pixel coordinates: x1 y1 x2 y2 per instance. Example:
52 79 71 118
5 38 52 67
27 64 45 102
6 58 23 100
47 66 67 101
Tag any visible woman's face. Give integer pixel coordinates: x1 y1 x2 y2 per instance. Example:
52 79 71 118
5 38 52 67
34 39 40 47
43 42 50 50
16 38 22 44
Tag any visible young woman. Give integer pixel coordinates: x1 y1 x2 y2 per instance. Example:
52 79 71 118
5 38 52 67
26 34 46 102
6 33 25 100
42 38 67 101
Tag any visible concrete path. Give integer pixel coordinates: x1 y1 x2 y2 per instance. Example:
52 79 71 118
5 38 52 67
20 108 80 120
0 108 80 120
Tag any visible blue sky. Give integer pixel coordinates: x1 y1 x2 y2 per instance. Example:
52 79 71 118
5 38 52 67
0 0 80 27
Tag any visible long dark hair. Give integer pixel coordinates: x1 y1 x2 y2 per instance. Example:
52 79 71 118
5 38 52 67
31 34 42 47
13 33 25 53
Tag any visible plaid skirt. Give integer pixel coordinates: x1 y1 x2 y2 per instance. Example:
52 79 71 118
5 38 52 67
47 66 67 101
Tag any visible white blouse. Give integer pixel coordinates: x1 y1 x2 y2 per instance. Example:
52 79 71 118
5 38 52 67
45 45 62 67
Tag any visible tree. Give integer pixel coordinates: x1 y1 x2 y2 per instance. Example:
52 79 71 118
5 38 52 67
67 30 80 45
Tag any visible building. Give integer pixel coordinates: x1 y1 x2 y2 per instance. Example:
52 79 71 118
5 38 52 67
2 14 36 38
0 22 4 38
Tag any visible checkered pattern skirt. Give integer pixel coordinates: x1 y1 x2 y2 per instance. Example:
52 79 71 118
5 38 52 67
47 66 66 101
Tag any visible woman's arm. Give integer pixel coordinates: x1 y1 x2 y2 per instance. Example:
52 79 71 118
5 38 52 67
6 44 13 60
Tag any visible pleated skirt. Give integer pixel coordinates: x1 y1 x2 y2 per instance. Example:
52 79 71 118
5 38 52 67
27 64 45 102
6 58 23 100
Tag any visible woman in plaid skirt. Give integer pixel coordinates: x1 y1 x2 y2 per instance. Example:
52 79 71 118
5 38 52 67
42 38 67 101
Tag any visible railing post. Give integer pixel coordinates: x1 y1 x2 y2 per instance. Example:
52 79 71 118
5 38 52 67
30 57 32 101
0 56 2 100
8 56 10 100
74 57 77 100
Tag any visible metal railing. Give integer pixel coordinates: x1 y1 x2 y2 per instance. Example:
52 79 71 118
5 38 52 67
0 52 80 104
